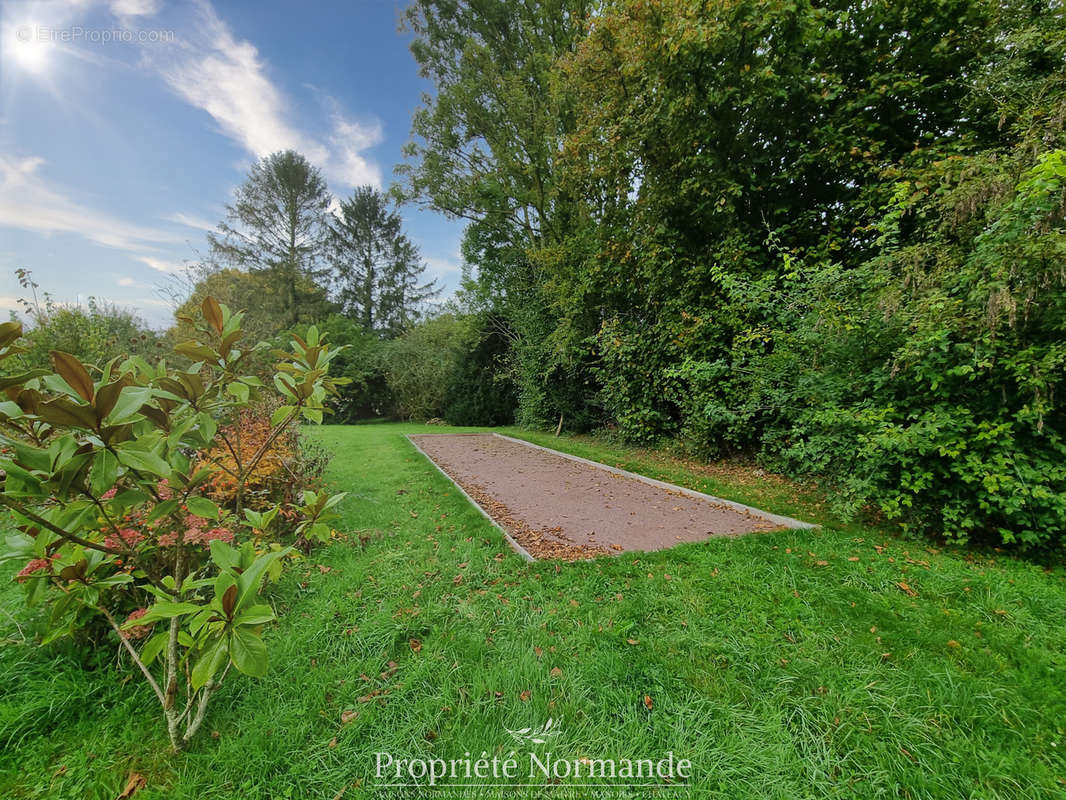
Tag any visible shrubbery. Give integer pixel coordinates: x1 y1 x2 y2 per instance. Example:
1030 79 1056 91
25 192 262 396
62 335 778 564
0 298 347 750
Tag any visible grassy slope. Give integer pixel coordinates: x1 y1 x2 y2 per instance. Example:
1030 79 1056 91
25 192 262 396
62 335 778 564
0 422 1064 799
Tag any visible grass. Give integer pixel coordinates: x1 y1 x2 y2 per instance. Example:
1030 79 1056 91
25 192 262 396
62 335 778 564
1 422 1065 799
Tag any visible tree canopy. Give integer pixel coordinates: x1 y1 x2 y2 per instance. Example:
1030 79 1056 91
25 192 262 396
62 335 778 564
402 0 1066 548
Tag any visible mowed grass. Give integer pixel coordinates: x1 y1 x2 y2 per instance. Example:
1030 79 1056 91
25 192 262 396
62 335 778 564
1 422 1065 799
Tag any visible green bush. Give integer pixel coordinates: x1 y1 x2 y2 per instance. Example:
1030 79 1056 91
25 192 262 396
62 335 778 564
383 315 467 420
443 319 516 426
0 299 347 751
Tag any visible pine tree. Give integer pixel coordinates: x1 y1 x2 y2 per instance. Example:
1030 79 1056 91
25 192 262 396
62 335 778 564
207 150 331 327
329 186 437 336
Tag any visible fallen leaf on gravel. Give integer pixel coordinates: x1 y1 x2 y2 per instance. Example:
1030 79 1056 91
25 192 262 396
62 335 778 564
643 695 654 710
409 638 422 653
550 667 563 677
116 772 146 800
341 710 358 724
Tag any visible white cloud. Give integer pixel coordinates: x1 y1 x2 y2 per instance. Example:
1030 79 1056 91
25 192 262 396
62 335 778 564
117 276 151 288
423 255 461 282
110 0 161 18
136 255 184 274
0 154 182 251
157 4 325 161
149 1 381 189
324 107 383 188
166 211 217 231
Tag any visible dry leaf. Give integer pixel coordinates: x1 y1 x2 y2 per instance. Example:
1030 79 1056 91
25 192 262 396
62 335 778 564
627 638 639 645
520 690 531 702
549 667 563 677
115 772 147 800
643 695 654 710
897 581 918 597
341 710 358 724
409 638 422 653
328 737 338 748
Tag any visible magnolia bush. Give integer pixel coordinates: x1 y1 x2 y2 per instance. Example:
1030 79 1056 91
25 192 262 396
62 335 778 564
0 298 347 751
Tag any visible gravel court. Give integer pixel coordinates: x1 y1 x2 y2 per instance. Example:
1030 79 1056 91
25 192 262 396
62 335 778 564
408 433 806 559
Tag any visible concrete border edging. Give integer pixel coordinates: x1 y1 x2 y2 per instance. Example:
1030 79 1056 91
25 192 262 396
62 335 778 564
492 432 818 530
405 434 536 562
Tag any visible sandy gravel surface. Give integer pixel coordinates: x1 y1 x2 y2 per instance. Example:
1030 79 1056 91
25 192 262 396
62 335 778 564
410 433 781 559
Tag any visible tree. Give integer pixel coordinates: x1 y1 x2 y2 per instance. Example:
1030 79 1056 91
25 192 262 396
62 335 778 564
329 186 437 336
208 150 331 327
400 0 595 425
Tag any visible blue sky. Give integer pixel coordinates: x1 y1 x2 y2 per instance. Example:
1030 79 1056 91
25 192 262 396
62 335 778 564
0 0 465 328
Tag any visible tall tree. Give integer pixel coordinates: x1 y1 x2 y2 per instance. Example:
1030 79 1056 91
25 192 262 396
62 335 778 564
208 150 331 326
330 186 437 336
400 0 596 424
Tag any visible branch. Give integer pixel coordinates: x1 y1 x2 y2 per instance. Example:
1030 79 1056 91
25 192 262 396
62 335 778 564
237 405 301 484
98 604 166 707
0 495 126 556
183 662 231 745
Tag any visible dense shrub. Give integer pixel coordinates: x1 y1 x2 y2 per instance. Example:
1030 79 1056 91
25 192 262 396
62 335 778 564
301 316 393 422
443 319 516 426
12 271 165 371
418 0 1066 550
0 300 347 750
383 314 468 420
194 402 331 536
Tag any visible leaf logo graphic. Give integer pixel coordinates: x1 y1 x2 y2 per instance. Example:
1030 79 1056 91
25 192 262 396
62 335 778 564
505 718 561 745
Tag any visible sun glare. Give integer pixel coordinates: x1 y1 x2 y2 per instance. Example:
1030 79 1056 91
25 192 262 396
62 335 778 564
4 23 55 76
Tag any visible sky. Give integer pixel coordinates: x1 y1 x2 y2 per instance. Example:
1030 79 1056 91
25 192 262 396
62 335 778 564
0 0 466 328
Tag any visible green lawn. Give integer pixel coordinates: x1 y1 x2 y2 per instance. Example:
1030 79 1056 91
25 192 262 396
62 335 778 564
2 422 1065 798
